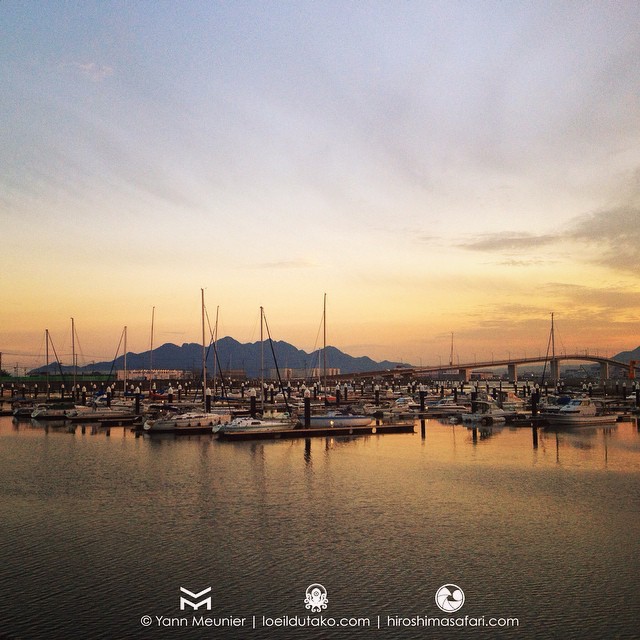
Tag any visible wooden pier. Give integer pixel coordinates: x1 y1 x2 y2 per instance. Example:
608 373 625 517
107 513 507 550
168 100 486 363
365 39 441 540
217 422 415 441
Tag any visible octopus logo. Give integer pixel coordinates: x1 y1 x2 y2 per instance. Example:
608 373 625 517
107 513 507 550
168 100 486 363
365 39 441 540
304 583 328 612
435 584 465 612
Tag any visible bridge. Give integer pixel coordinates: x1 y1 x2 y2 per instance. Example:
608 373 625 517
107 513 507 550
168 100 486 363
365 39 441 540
346 354 638 383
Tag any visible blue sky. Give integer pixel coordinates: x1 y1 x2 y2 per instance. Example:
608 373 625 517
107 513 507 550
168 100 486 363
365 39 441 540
2 1 640 371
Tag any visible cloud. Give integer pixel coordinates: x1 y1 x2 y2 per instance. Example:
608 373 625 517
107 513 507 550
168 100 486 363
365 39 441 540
456 195 640 274
460 232 557 252
60 62 114 82
254 259 317 269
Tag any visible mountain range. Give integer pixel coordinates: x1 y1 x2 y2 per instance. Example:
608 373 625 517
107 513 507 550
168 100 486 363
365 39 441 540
30 339 640 379
31 337 406 378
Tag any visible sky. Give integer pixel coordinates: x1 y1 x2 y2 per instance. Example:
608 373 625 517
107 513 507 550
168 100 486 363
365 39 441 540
1 0 640 373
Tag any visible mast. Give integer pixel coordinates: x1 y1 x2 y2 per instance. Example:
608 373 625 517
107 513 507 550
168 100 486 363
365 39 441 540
45 329 49 399
149 306 155 394
260 306 264 413
323 293 327 401
201 289 207 411
123 326 128 395
449 332 454 367
71 317 76 396
212 305 219 395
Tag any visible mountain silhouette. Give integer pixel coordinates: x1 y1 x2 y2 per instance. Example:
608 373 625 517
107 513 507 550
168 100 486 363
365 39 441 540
30 337 406 378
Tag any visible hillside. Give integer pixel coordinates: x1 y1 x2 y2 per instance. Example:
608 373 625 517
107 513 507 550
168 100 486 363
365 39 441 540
31 337 405 378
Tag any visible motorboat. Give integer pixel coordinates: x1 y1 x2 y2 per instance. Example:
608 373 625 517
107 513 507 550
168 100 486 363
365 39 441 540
544 398 617 426
427 397 470 416
461 400 507 426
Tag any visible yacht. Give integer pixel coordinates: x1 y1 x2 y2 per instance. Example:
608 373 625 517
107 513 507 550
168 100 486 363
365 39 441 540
544 398 617 426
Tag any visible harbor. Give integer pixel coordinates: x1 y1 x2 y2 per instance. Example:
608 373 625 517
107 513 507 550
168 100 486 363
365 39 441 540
1 411 639 639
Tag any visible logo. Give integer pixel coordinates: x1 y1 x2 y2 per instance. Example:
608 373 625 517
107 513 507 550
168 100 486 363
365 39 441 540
435 584 465 612
179 586 212 610
304 583 328 612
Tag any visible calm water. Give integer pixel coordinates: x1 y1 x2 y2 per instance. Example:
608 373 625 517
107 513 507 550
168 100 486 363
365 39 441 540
1 415 639 639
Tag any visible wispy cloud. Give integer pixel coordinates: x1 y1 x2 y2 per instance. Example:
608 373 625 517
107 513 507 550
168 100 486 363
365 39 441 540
456 194 640 274
59 61 114 82
254 259 317 269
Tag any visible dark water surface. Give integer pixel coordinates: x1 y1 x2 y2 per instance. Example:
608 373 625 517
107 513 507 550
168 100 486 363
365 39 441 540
1 416 639 639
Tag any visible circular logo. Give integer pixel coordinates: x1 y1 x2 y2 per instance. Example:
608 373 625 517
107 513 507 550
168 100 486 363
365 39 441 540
435 584 465 612
304 583 328 612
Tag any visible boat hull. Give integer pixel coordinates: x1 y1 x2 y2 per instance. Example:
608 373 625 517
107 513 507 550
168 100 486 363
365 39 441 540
216 417 297 433
305 415 373 428
143 412 230 434
544 415 618 427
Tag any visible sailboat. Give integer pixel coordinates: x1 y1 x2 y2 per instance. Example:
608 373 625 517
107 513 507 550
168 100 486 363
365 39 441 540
216 307 297 434
305 294 372 428
30 325 79 420
143 291 231 434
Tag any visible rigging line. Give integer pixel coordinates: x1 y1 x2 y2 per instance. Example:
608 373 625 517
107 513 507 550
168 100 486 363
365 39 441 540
72 323 86 367
307 309 325 379
540 314 553 386
203 303 232 409
261 310 291 415
47 333 68 386
104 327 126 388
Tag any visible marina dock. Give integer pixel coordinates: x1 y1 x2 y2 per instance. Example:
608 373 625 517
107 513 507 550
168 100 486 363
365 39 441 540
217 422 415 441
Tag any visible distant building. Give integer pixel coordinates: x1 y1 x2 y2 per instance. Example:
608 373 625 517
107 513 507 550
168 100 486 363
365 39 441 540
470 370 497 380
116 369 191 381
268 367 341 380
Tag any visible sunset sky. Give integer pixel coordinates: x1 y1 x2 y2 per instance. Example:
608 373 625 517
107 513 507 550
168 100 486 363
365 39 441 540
2 1 640 373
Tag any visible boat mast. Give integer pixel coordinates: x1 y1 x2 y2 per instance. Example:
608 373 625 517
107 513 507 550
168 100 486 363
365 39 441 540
260 306 264 413
45 329 49 399
202 289 207 412
71 317 76 396
149 306 155 395
449 332 454 366
123 325 128 395
213 305 219 396
323 293 327 402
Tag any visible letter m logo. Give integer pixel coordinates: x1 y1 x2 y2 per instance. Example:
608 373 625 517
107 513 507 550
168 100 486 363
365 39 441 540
179 586 212 610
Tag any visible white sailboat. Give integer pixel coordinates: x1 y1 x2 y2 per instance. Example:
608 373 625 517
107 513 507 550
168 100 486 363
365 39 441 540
143 290 230 434
305 294 372 428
